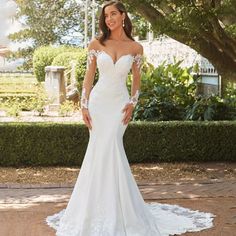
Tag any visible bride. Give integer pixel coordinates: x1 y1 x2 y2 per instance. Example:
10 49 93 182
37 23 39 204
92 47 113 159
46 1 215 235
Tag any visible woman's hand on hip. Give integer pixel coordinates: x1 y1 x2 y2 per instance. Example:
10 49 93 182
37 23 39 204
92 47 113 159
82 108 92 130
122 103 134 125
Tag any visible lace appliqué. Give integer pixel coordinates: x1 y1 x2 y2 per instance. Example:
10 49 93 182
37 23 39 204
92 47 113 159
133 54 143 71
147 202 216 234
46 202 215 236
80 87 88 109
86 49 101 69
89 203 114 235
46 203 114 236
129 54 143 107
129 89 140 107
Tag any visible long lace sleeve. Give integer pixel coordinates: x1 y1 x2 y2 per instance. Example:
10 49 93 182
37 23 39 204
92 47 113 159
133 54 143 72
129 52 144 107
80 48 98 109
129 89 140 107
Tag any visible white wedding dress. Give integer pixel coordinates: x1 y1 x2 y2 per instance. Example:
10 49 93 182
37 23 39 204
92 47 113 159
46 50 215 236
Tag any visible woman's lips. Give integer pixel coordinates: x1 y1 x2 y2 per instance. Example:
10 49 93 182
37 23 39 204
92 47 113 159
108 22 115 27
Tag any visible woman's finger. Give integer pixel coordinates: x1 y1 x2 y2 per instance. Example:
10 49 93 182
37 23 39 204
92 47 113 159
88 113 92 122
122 106 127 113
82 111 92 130
124 116 131 125
87 112 92 129
122 109 132 122
122 112 128 123
86 115 92 129
85 118 92 130
123 112 132 124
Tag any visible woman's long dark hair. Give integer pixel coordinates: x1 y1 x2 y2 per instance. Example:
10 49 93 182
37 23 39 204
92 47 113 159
97 1 134 45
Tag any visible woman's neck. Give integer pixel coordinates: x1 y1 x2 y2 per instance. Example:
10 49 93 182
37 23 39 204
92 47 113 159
109 28 128 41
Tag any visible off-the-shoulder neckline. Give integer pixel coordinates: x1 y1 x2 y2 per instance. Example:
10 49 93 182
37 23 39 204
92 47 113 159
88 49 143 66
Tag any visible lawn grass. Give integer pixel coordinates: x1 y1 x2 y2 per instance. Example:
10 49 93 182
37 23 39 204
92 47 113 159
0 73 39 95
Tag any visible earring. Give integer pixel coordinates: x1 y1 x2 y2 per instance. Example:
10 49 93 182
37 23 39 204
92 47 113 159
122 19 125 27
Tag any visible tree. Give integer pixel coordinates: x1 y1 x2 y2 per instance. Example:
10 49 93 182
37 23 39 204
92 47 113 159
97 0 236 91
130 14 150 40
9 0 83 70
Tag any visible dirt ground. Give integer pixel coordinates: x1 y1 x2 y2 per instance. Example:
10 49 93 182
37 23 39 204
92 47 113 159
0 162 235 184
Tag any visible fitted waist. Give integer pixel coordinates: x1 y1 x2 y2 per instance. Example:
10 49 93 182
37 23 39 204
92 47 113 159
90 82 129 99
98 75 127 84
94 80 127 92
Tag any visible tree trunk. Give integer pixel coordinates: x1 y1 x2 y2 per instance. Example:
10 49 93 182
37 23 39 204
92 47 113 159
220 72 236 97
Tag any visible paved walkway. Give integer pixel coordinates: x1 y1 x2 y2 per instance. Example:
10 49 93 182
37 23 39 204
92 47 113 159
0 179 235 236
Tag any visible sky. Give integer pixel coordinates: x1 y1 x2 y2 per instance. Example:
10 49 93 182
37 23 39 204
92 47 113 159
0 0 24 69
0 0 22 49
0 0 85 49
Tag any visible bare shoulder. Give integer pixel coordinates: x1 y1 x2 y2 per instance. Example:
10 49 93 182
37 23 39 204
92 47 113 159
87 38 101 51
131 41 143 55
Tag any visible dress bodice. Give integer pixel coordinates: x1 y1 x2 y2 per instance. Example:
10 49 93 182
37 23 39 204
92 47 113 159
87 50 142 88
97 51 134 80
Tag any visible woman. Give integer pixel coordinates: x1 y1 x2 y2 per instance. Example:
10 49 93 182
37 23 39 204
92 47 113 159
46 1 215 235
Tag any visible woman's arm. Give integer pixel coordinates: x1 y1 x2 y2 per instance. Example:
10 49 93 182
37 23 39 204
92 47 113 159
80 39 99 109
80 39 99 130
122 43 144 125
130 44 144 107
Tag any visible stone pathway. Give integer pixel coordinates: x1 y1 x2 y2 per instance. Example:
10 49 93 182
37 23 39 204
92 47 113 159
0 179 235 236
0 179 235 204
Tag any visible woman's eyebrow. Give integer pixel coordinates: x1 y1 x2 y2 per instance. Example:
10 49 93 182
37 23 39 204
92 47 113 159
105 10 118 15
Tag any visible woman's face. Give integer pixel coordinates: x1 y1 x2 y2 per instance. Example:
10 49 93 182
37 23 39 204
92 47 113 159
104 5 125 31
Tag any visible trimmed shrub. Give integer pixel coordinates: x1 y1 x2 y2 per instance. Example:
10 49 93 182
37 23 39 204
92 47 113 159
33 45 74 82
0 121 235 167
51 49 88 91
0 83 48 116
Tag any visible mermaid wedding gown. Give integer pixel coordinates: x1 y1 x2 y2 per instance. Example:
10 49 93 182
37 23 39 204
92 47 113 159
46 49 215 236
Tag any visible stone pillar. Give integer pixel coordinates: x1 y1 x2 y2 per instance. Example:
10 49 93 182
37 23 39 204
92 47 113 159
44 66 66 110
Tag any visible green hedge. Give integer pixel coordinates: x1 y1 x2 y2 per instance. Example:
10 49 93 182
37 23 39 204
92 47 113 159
51 49 88 92
52 49 87 81
33 45 75 82
0 121 235 166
